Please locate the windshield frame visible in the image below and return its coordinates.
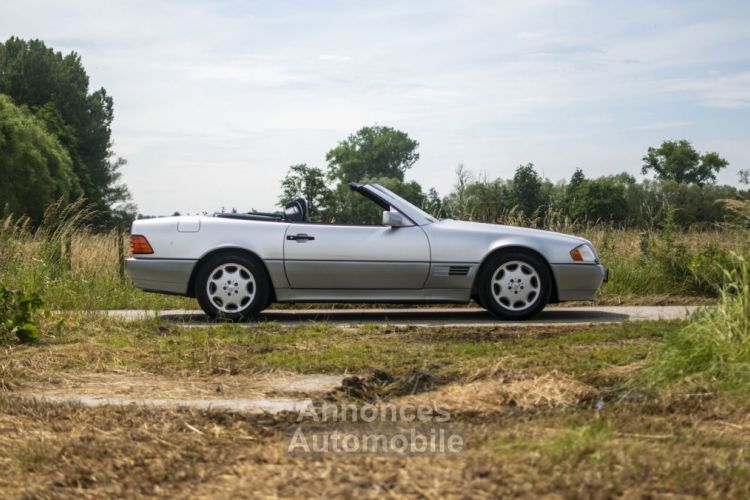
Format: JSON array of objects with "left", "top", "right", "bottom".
[{"left": 365, "top": 183, "right": 437, "bottom": 226}]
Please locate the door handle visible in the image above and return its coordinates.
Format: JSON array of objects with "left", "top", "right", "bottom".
[{"left": 287, "top": 233, "right": 315, "bottom": 241}]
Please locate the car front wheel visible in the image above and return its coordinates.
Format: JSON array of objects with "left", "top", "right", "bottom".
[
  {"left": 477, "top": 251, "right": 551, "bottom": 320},
  {"left": 195, "top": 252, "right": 271, "bottom": 321}
]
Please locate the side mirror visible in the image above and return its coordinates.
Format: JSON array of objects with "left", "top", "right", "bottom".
[{"left": 382, "top": 210, "right": 408, "bottom": 227}]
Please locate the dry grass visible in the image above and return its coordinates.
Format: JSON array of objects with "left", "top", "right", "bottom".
[
  {"left": 399, "top": 370, "right": 597, "bottom": 414},
  {"left": 1, "top": 316, "right": 750, "bottom": 497},
  {"left": 2, "top": 387, "right": 750, "bottom": 497}
]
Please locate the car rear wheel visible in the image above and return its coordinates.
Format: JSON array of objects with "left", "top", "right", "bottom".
[
  {"left": 477, "top": 251, "right": 551, "bottom": 320},
  {"left": 195, "top": 253, "right": 271, "bottom": 321}
]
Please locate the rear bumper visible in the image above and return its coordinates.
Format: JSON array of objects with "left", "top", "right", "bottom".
[
  {"left": 550, "top": 263, "right": 608, "bottom": 302},
  {"left": 125, "top": 258, "right": 197, "bottom": 295}
]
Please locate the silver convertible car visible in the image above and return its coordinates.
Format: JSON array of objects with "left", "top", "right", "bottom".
[{"left": 126, "top": 182, "right": 607, "bottom": 320}]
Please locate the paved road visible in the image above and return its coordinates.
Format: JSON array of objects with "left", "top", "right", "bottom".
[{"left": 100, "top": 305, "right": 699, "bottom": 327}]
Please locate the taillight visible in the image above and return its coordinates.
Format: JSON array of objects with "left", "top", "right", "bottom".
[{"left": 130, "top": 235, "right": 154, "bottom": 254}]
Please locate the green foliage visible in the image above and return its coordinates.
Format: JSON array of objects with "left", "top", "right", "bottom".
[
  {"left": 0, "top": 94, "right": 80, "bottom": 222},
  {"left": 326, "top": 125, "right": 419, "bottom": 183},
  {"left": 511, "top": 163, "right": 542, "bottom": 218},
  {"left": 422, "top": 187, "right": 443, "bottom": 218},
  {"left": 275, "top": 126, "right": 424, "bottom": 225},
  {"left": 0, "top": 285, "right": 43, "bottom": 343},
  {"left": 642, "top": 139, "right": 728, "bottom": 185},
  {"left": 566, "top": 172, "right": 629, "bottom": 223},
  {"left": 328, "top": 176, "right": 426, "bottom": 225},
  {"left": 637, "top": 211, "right": 743, "bottom": 296},
  {"left": 646, "top": 253, "right": 750, "bottom": 395},
  {"left": 0, "top": 37, "right": 133, "bottom": 226},
  {"left": 278, "top": 164, "right": 332, "bottom": 221},
  {"left": 441, "top": 163, "right": 745, "bottom": 229}
]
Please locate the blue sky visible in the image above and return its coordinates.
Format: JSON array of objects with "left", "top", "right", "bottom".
[{"left": 1, "top": 0, "right": 749, "bottom": 214}]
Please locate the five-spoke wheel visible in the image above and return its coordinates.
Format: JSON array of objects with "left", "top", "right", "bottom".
[
  {"left": 477, "top": 251, "right": 551, "bottom": 320},
  {"left": 206, "top": 263, "right": 256, "bottom": 313},
  {"left": 490, "top": 260, "right": 541, "bottom": 311},
  {"left": 196, "top": 252, "right": 270, "bottom": 321}
]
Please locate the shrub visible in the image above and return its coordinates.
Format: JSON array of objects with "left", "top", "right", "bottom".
[
  {"left": 640, "top": 211, "right": 741, "bottom": 295},
  {"left": 0, "top": 285, "right": 44, "bottom": 343},
  {"left": 646, "top": 253, "right": 750, "bottom": 395}
]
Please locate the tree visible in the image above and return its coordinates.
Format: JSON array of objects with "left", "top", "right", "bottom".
[
  {"left": 328, "top": 177, "right": 425, "bottom": 225},
  {"left": 442, "top": 164, "right": 473, "bottom": 219},
  {"left": 423, "top": 187, "right": 443, "bottom": 218},
  {"left": 641, "top": 140, "right": 728, "bottom": 185},
  {"left": 326, "top": 126, "right": 419, "bottom": 183},
  {"left": 568, "top": 168, "right": 586, "bottom": 194},
  {"left": 0, "top": 37, "right": 132, "bottom": 224},
  {"left": 510, "top": 163, "right": 542, "bottom": 217},
  {"left": 567, "top": 177, "right": 628, "bottom": 223},
  {"left": 278, "top": 164, "right": 331, "bottom": 221},
  {"left": 0, "top": 94, "right": 80, "bottom": 222}
]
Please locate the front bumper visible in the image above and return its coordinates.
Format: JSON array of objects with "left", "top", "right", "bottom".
[
  {"left": 125, "top": 258, "right": 197, "bottom": 295},
  {"left": 550, "top": 263, "right": 608, "bottom": 302}
]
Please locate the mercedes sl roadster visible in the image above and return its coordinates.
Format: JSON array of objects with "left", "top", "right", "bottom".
[{"left": 126, "top": 182, "right": 607, "bottom": 320}]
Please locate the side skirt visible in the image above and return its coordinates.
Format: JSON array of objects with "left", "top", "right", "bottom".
[{"left": 274, "top": 288, "right": 471, "bottom": 303}]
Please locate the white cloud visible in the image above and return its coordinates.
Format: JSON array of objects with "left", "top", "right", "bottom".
[
  {"left": 633, "top": 121, "right": 693, "bottom": 130},
  {"left": 1, "top": 0, "right": 749, "bottom": 214},
  {"left": 665, "top": 71, "right": 750, "bottom": 109}
]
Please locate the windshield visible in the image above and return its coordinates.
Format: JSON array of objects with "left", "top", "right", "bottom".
[{"left": 368, "top": 183, "right": 437, "bottom": 224}]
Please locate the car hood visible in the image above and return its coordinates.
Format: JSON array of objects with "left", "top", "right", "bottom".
[{"left": 433, "top": 219, "right": 590, "bottom": 245}]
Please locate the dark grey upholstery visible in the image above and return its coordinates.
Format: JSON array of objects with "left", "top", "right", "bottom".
[
  {"left": 284, "top": 198, "right": 307, "bottom": 222},
  {"left": 213, "top": 198, "right": 307, "bottom": 223}
]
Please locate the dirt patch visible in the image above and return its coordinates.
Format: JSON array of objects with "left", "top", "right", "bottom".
[
  {"left": 399, "top": 370, "right": 597, "bottom": 414},
  {"left": 7, "top": 372, "right": 346, "bottom": 414},
  {"left": 9, "top": 371, "right": 343, "bottom": 398},
  {"left": 324, "top": 369, "right": 445, "bottom": 402}
]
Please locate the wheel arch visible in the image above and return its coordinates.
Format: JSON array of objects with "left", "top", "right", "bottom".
[
  {"left": 186, "top": 247, "right": 276, "bottom": 301},
  {"left": 471, "top": 245, "right": 559, "bottom": 303}
]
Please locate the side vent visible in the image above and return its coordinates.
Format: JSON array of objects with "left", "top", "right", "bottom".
[{"left": 432, "top": 265, "right": 472, "bottom": 277}]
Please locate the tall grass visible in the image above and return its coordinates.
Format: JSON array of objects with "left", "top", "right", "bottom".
[
  {"left": 492, "top": 207, "right": 749, "bottom": 302},
  {"left": 0, "top": 200, "right": 748, "bottom": 310},
  {"left": 0, "top": 201, "right": 192, "bottom": 310},
  {"left": 646, "top": 253, "right": 750, "bottom": 396}
]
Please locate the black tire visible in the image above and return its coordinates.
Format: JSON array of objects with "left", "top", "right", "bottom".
[
  {"left": 477, "top": 250, "right": 552, "bottom": 320},
  {"left": 472, "top": 295, "right": 486, "bottom": 309},
  {"left": 195, "top": 252, "right": 271, "bottom": 321}
]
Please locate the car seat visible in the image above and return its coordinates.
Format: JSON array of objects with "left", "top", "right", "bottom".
[{"left": 284, "top": 198, "right": 308, "bottom": 222}]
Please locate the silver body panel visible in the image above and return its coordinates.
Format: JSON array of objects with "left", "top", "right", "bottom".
[
  {"left": 551, "top": 263, "right": 608, "bottom": 301},
  {"left": 284, "top": 223, "right": 430, "bottom": 289},
  {"left": 127, "top": 184, "right": 607, "bottom": 304},
  {"left": 125, "top": 258, "right": 197, "bottom": 295}
]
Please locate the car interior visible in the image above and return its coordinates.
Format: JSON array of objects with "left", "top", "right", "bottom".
[
  {"left": 213, "top": 183, "right": 409, "bottom": 226},
  {"left": 214, "top": 198, "right": 308, "bottom": 223}
]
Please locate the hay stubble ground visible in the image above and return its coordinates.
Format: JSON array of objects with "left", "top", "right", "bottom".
[{"left": 2, "top": 311, "right": 750, "bottom": 497}]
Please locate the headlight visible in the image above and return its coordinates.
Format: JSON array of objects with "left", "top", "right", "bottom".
[{"left": 570, "top": 244, "right": 596, "bottom": 262}]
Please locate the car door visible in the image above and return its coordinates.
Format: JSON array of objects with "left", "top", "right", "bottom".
[{"left": 283, "top": 223, "right": 431, "bottom": 289}]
